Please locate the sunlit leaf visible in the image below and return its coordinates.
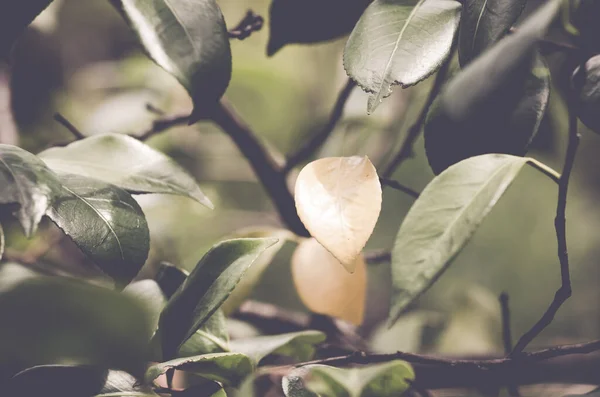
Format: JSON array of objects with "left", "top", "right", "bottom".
[
  {"left": 291, "top": 238, "right": 366, "bottom": 325},
  {"left": 424, "top": 0, "right": 560, "bottom": 174},
  {"left": 46, "top": 173, "right": 150, "bottom": 286},
  {"left": 458, "top": 0, "right": 527, "bottom": 65},
  {"left": 229, "top": 330, "right": 326, "bottom": 365},
  {"left": 7, "top": 365, "right": 107, "bottom": 397},
  {"left": 124, "top": 279, "right": 166, "bottom": 335},
  {"left": 157, "top": 238, "right": 278, "bottom": 359},
  {"left": 39, "top": 134, "right": 213, "bottom": 209},
  {"left": 344, "top": 0, "right": 461, "bottom": 113},
  {"left": 294, "top": 156, "right": 381, "bottom": 272},
  {"left": 573, "top": 55, "right": 600, "bottom": 134},
  {"left": 145, "top": 353, "right": 253, "bottom": 386},
  {"left": 389, "top": 154, "right": 529, "bottom": 324},
  {"left": 178, "top": 309, "right": 230, "bottom": 357},
  {"left": 115, "top": 0, "right": 231, "bottom": 119},
  {"left": 0, "top": 145, "right": 62, "bottom": 236}
]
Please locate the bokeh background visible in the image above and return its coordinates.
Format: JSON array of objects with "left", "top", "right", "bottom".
[{"left": 4, "top": 0, "right": 600, "bottom": 363}]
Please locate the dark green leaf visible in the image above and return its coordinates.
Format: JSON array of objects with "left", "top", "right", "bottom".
[
  {"left": 157, "top": 238, "right": 278, "bottom": 359},
  {"left": 145, "top": 353, "right": 253, "bottom": 386},
  {"left": 344, "top": 0, "right": 462, "bottom": 113},
  {"left": 389, "top": 155, "right": 529, "bottom": 324},
  {"left": 573, "top": 0, "right": 600, "bottom": 55},
  {"left": 424, "top": 0, "right": 560, "bottom": 174},
  {"left": 573, "top": 55, "right": 600, "bottom": 134},
  {"left": 0, "top": 145, "right": 62, "bottom": 236},
  {"left": 178, "top": 309, "right": 230, "bottom": 357},
  {"left": 39, "top": 134, "right": 213, "bottom": 209},
  {"left": 458, "top": 0, "right": 527, "bottom": 65},
  {"left": 0, "top": 0, "right": 53, "bottom": 57},
  {"left": 230, "top": 331, "right": 326, "bottom": 366},
  {"left": 8, "top": 365, "right": 107, "bottom": 397},
  {"left": 267, "top": 0, "right": 371, "bottom": 56},
  {"left": 46, "top": 173, "right": 150, "bottom": 286},
  {"left": 0, "top": 274, "right": 152, "bottom": 377},
  {"left": 116, "top": 0, "right": 231, "bottom": 119},
  {"left": 124, "top": 279, "right": 166, "bottom": 336},
  {"left": 283, "top": 368, "right": 318, "bottom": 397},
  {"left": 155, "top": 262, "right": 189, "bottom": 299}
]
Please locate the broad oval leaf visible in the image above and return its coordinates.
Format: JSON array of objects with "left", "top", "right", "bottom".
[
  {"left": 157, "top": 238, "right": 278, "bottom": 359},
  {"left": 39, "top": 134, "right": 213, "bottom": 209},
  {"left": 573, "top": 55, "right": 600, "bottom": 134},
  {"left": 145, "top": 352, "right": 253, "bottom": 386},
  {"left": 389, "top": 154, "right": 529, "bottom": 324},
  {"left": 424, "top": 0, "right": 559, "bottom": 174},
  {"left": 344, "top": 0, "right": 462, "bottom": 113},
  {"left": 229, "top": 330, "right": 326, "bottom": 365},
  {"left": 116, "top": 0, "right": 232, "bottom": 119},
  {"left": 291, "top": 238, "right": 366, "bottom": 325},
  {"left": 283, "top": 367, "right": 318, "bottom": 397},
  {"left": 124, "top": 279, "right": 166, "bottom": 335},
  {"left": 0, "top": 145, "right": 62, "bottom": 236},
  {"left": 46, "top": 173, "right": 150, "bottom": 286},
  {"left": 267, "top": 0, "right": 371, "bottom": 56},
  {"left": 458, "top": 0, "right": 527, "bottom": 65},
  {"left": 178, "top": 309, "right": 230, "bottom": 357},
  {"left": 155, "top": 261, "right": 189, "bottom": 299},
  {"left": 295, "top": 156, "right": 381, "bottom": 272}
]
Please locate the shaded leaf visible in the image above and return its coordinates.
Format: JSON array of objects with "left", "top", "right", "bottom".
[
  {"left": 424, "top": 0, "right": 560, "bottom": 174},
  {"left": 124, "top": 279, "right": 166, "bottom": 335},
  {"left": 283, "top": 367, "right": 318, "bottom": 397},
  {"left": 573, "top": 55, "right": 600, "bottom": 134},
  {"left": 8, "top": 365, "right": 107, "bottom": 397},
  {"left": 178, "top": 309, "right": 230, "bottom": 357},
  {"left": 46, "top": 173, "right": 150, "bottom": 286},
  {"left": 458, "top": 0, "right": 527, "bottom": 65},
  {"left": 573, "top": 0, "right": 600, "bottom": 55},
  {"left": 229, "top": 330, "right": 326, "bottom": 365},
  {"left": 116, "top": 0, "right": 231, "bottom": 119},
  {"left": 294, "top": 157, "right": 381, "bottom": 272},
  {"left": 0, "top": 275, "right": 152, "bottom": 377},
  {"left": 344, "top": 0, "right": 462, "bottom": 113},
  {"left": 0, "top": 0, "right": 53, "bottom": 57},
  {"left": 96, "top": 370, "right": 159, "bottom": 396},
  {"left": 291, "top": 238, "right": 366, "bottom": 325},
  {"left": 389, "top": 154, "right": 529, "bottom": 324},
  {"left": 157, "top": 238, "right": 278, "bottom": 358},
  {"left": 0, "top": 144, "right": 62, "bottom": 236},
  {"left": 39, "top": 134, "right": 213, "bottom": 209},
  {"left": 145, "top": 353, "right": 252, "bottom": 386},
  {"left": 155, "top": 261, "right": 189, "bottom": 299},
  {"left": 267, "top": 0, "right": 370, "bottom": 56}
]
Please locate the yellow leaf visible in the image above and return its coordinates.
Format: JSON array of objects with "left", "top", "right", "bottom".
[
  {"left": 291, "top": 238, "right": 366, "bottom": 325},
  {"left": 294, "top": 156, "right": 382, "bottom": 273}
]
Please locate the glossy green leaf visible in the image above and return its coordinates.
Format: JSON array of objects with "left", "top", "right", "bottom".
[
  {"left": 0, "top": 145, "right": 62, "bottom": 236},
  {"left": 267, "top": 0, "right": 370, "bottom": 56},
  {"left": 0, "top": 275, "right": 152, "bottom": 377},
  {"left": 344, "top": 0, "right": 462, "bottom": 113},
  {"left": 145, "top": 353, "right": 253, "bottom": 386},
  {"left": 116, "top": 0, "right": 231, "bottom": 119},
  {"left": 424, "top": 0, "right": 560, "bottom": 174},
  {"left": 39, "top": 134, "right": 213, "bottom": 209},
  {"left": 389, "top": 154, "right": 529, "bottom": 324},
  {"left": 46, "top": 173, "right": 150, "bottom": 286},
  {"left": 8, "top": 365, "right": 108, "bottom": 397},
  {"left": 573, "top": 55, "right": 600, "bottom": 134},
  {"left": 230, "top": 330, "right": 326, "bottom": 366},
  {"left": 124, "top": 279, "right": 166, "bottom": 335},
  {"left": 458, "top": 0, "right": 527, "bottom": 65},
  {"left": 178, "top": 309, "right": 230, "bottom": 357},
  {"left": 304, "top": 361, "right": 415, "bottom": 397},
  {"left": 157, "top": 238, "right": 278, "bottom": 358}
]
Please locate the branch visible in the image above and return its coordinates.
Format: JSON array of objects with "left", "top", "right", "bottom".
[
  {"left": 364, "top": 249, "right": 391, "bottom": 265},
  {"left": 138, "top": 113, "right": 190, "bottom": 141},
  {"left": 228, "top": 10, "right": 264, "bottom": 41},
  {"left": 54, "top": 113, "right": 86, "bottom": 140},
  {"left": 283, "top": 79, "right": 356, "bottom": 174},
  {"left": 379, "top": 178, "right": 419, "bottom": 199},
  {"left": 500, "top": 293, "right": 520, "bottom": 397}
]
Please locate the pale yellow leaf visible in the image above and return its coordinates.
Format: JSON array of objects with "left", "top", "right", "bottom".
[
  {"left": 291, "top": 238, "right": 366, "bottom": 325},
  {"left": 294, "top": 156, "right": 382, "bottom": 273}
]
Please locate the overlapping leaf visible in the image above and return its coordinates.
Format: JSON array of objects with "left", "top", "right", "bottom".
[
  {"left": 7, "top": 365, "right": 108, "bottom": 397},
  {"left": 178, "top": 309, "right": 230, "bottom": 357},
  {"left": 574, "top": 55, "right": 600, "bottom": 134},
  {"left": 124, "top": 279, "right": 167, "bottom": 335}
]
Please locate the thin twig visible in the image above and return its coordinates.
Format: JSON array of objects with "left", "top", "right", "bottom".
[
  {"left": 379, "top": 178, "right": 419, "bottom": 199},
  {"left": 500, "top": 293, "right": 521, "bottom": 397},
  {"left": 228, "top": 10, "right": 264, "bottom": 41},
  {"left": 54, "top": 113, "right": 86, "bottom": 140},
  {"left": 283, "top": 79, "right": 356, "bottom": 174},
  {"left": 137, "top": 113, "right": 190, "bottom": 141},
  {"left": 364, "top": 249, "right": 391, "bottom": 265}
]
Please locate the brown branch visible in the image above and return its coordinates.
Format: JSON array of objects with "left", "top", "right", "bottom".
[
  {"left": 283, "top": 79, "right": 356, "bottom": 174},
  {"left": 364, "top": 249, "right": 391, "bottom": 265},
  {"left": 379, "top": 178, "right": 419, "bottom": 198},
  {"left": 54, "top": 113, "right": 86, "bottom": 140},
  {"left": 228, "top": 10, "right": 264, "bottom": 41},
  {"left": 500, "top": 293, "right": 520, "bottom": 397},
  {"left": 138, "top": 113, "right": 190, "bottom": 141}
]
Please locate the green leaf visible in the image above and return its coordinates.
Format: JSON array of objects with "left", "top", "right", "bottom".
[
  {"left": 145, "top": 353, "right": 253, "bottom": 386},
  {"left": 0, "top": 273, "right": 152, "bottom": 377},
  {"left": 344, "top": 0, "right": 462, "bottom": 113},
  {"left": 230, "top": 331, "right": 326, "bottom": 366},
  {"left": 157, "top": 238, "right": 278, "bottom": 358},
  {"left": 116, "top": 0, "right": 231, "bottom": 119},
  {"left": 97, "top": 370, "right": 159, "bottom": 396},
  {"left": 46, "top": 173, "right": 150, "bottom": 286},
  {"left": 8, "top": 365, "right": 108, "bottom": 397},
  {"left": 155, "top": 261, "right": 189, "bottom": 299},
  {"left": 39, "top": 134, "right": 213, "bottom": 209},
  {"left": 267, "top": 0, "right": 370, "bottom": 56},
  {"left": 178, "top": 309, "right": 230, "bottom": 357},
  {"left": 573, "top": 0, "right": 600, "bottom": 55},
  {"left": 124, "top": 279, "right": 166, "bottom": 335},
  {"left": 424, "top": 0, "right": 560, "bottom": 174},
  {"left": 573, "top": 55, "right": 600, "bottom": 134},
  {"left": 305, "top": 361, "right": 415, "bottom": 397},
  {"left": 282, "top": 367, "right": 318, "bottom": 397},
  {"left": 0, "top": 144, "right": 62, "bottom": 236},
  {"left": 458, "top": 0, "right": 527, "bottom": 65},
  {"left": 389, "top": 154, "right": 529, "bottom": 324}
]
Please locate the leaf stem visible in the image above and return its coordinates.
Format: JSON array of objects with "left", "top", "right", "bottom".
[{"left": 526, "top": 158, "right": 561, "bottom": 184}]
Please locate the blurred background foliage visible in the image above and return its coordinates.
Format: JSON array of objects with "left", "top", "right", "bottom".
[{"left": 5, "top": 0, "right": 600, "bottom": 361}]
